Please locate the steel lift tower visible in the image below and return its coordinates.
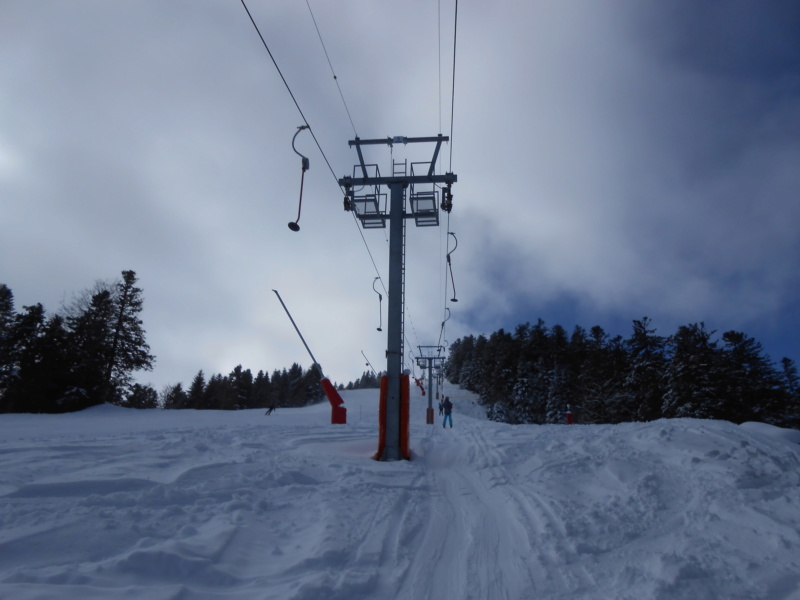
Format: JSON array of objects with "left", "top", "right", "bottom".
[
  {"left": 416, "top": 346, "right": 445, "bottom": 424},
  {"left": 340, "top": 135, "right": 456, "bottom": 460}
]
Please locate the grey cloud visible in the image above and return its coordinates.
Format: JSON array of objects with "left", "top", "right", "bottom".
[{"left": 1, "top": 0, "right": 797, "bottom": 391}]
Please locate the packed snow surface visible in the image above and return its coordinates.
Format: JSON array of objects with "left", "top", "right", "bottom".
[{"left": 1, "top": 385, "right": 800, "bottom": 599}]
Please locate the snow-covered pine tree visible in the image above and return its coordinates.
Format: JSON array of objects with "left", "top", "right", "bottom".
[
  {"left": 662, "top": 323, "right": 720, "bottom": 419},
  {"left": 625, "top": 317, "right": 667, "bottom": 422},
  {"left": 104, "top": 271, "right": 155, "bottom": 402},
  {"left": 719, "top": 331, "right": 782, "bottom": 423}
]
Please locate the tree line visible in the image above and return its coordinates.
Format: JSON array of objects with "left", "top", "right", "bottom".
[
  {"left": 0, "top": 272, "right": 327, "bottom": 413},
  {"left": 0, "top": 271, "right": 154, "bottom": 413},
  {"left": 157, "top": 363, "right": 324, "bottom": 411},
  {"left": 445, "top": 318, "right": 800, "bottom": 427},
  {"left": 339, "top": 370, "right": 381, "bottom": 391}
]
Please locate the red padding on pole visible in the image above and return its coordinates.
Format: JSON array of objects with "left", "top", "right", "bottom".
[{"left": 373, "top": 375, "right": 388, "bottom": 460}]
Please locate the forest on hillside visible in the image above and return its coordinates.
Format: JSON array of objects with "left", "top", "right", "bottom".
[
  {"left": 0, "top": 272, "right": 154, "bottom": 413},
  {"left": 445, "top": 318, "right": 800, "bottom": 428},
  {"left": 0, "top": 273, "right": 328, "bottom": 413},
  {"left": 5, "top": 273, "right": 798, "bottom": 424}
]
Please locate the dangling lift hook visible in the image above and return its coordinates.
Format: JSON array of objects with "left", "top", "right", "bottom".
[
  {"left": 288, "top": 125, "right": 310, "bottom": 232},
  {"left": 373, "top": 277, "right": 383, "bottom": 332},
  {"left": 447, "top": 232, "right": 459, "bottom": 303}
]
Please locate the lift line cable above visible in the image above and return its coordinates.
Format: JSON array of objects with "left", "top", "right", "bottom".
[
  {"left": 243, "top": 0, "right": 452, "bottom": 374},
  {"left": 304, "top": 0, "right": 358, "bottom": 138},
  {"left": 449, "top": 0, "right": 459, "bottom": 172},
  {"left": 240, "top": 0, "right": 342, "bottom": 191}
]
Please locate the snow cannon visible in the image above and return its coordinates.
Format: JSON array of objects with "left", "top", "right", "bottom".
[
  {"left": 272, "top": 289, "right": 346, "bottom": 425},
  {"left": 321, "top": 378, "right": 346, "bottom": 424}
]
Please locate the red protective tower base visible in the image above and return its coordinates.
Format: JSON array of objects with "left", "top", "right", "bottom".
[
  {"left": 426, "top": 408, "right": 434, "bottom": 424},
  {"left": 321, "top": 378, "right": 346, "bottom": 424},
  {"left": 566, "top": 411, "right": 573, "bottom": 425}
]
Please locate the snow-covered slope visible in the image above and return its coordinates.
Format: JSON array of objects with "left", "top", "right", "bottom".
[{"left": 1, "top": 385, "right": 799, "bottom": 599}]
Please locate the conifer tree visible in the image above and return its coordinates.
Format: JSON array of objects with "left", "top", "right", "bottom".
[
  {"left": 625, "top": 317, "right": 667, "bottom": 421},
  {"left": 188, "top": 370, "right": 207, "bottom": 409},
  {"left": 67, "top": 289, "right": 116, "bottom": 406},
  {"left": 0, "top": 284, "right": 14, "bottom": 397},
  {"left": 444, "top": 335, "right": 474, "bottom": 385},
  {"left": 779, "top": 358, "right": 800, "bottom": 425},
  {"left": 228, "top": 365, "right": 254, "bottom": 409},
  {"left": 2, "top": 304, "right": 47, "bottom": 412},
  {"left": 780, "top": 357, "right": 799, "bottom": 397},
  {"left": 719, "top": 331, "right": 781, "bottom": 423},
  {"left": 203, "top": 374, "right": 233, "bottom": 409},
  {"left": 162, "top": 382, "right": 189, "bottom": 409},
  {"left": 662, "top": 323, "right": 720, "bottom": 419},
  {"left": 64, "top": 271, "right": 154, "bottom": 406},
  {"left": 104, "top": 271, "right": 155, "bottom": 402},
  {"left": 252, "top": 370, "right": 271, "bottom": 408},
  {"left": 127, "top": 383, "right": 158, "bottom": 409}
]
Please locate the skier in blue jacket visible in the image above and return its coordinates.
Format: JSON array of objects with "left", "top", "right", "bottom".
[{"left": 442, "top": 397, "right": 453, "bottom": 428}]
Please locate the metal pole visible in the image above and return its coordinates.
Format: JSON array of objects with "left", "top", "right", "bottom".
[
  {"left": 272, "top": 289, "right": 323, "bottom": 376},
  {"left": 427, "top": 358, "right": 434, "bottom": 412},
  {"left": 382, "top": 181, "right": 405, "bottom": 461}
]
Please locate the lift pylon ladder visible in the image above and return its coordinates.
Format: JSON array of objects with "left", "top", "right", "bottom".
[{"left": 340, "top": 135, "right": 457, "bottom": 461}]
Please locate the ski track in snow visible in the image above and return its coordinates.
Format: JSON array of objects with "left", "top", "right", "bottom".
[{"left": 0, "top": 388, "right": 799, "bottom": 599}]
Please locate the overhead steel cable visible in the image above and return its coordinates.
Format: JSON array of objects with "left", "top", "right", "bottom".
[
  {"left": 440, "top": 0, "right": 460, "bottom": 366},
  {"left": 242, "top": 0, "right": 444, "bottom": 376},
  {"left": 240, "top": 0, "right": 394, "bottom": 336},
  {"left": 449, "top": 0, "right": 459, "bottom": 171},
  {"left": 438, "top": 0, "right": 443, "bottom": 137},
  {"left": 350, "top": 211, "right": 387, "bottom": 289},
  {"left": 239, "top": 0, "right": 342, "bottom": 190},
  {"left": 305, "top": 0, "right": 358, "bottom": 137}
]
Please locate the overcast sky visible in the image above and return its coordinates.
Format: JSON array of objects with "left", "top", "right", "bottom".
[{"left": 2, "top": 1, "right": 799, "bottom": 391}]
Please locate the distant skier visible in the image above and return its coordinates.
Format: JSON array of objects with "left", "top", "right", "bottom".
[
  {"left": 442, "top": 396, "right": 453, "bottom": 428},
  {"left": 265, "top": 402, "right": 276, "bottom": 415},
  {"left": 438, "top": 400, "right": 444, "bottom": 416}
]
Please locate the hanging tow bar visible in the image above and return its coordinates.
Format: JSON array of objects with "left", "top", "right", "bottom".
[
  {"left": 438, "top": 307, "right": 451, "bottom": 350},
  {"left": 288, "top": 125, "right": 310, "bottom": 232},
  {"left": 447, "top": 232, "right": 459, "bottom": 302},
  {"left": 373, "top": 277, "right": 383, "bottom": 332}
]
